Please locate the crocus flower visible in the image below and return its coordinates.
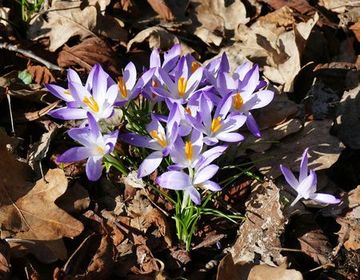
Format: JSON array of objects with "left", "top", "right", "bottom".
[
  {"left": 149, "top": 44, "right": 181, "bottom": 73},
  {"left": 157, "top": 146, "right": 226, "bottom": 205},
  {"left": 120, "top": 105, "right": 179, "bottom": 177},
  {"left": 48, "top": 64, "right": 118, "bottom": 121},
  {"left": 216, "top": 65, "right": 274, "bottom": 137},
  {"left": 115, "top": 62, "right": 155, "bottom": 106},
  {"left": 280, "top": 148, "right": 341, "bottom": 206},
  {"left": 57, "top": 112, "right": 118, "bottom": 181},
  {"left": 152, "top": 56, "right": 203, "bottom": 105},
  {"left": 189, "top": 95, "right": 246, "bottom": 145}
]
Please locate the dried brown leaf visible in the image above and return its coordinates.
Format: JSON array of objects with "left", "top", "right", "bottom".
[
  {"left": 28, "top": 0, "right": 127, "bottom": 51},
  {"left": 127, "top": 26, "right": 179, "bottom": 51},
  {"left": 336, "top": 186, "right": 360, "bottom": 251},
  {"left": 147, "top": 0, "right": 174, "bottom": 21},
  {"left": 230, "top": 180, "right": 286, "bottom": 266},
  {"left": 191, "top": 0, "right": 249, "bottom": 46},
  {"left": 0, "top": 240, "right": 10, "bottom": 280},
  {"left": 57, "top": 37, "right": 121, "bottom": 75},
  {"left": 350, "top": 21, "right": 360, "bottom": 42},
  {"left": 26, "top": 64, "right": 55, "bottom": 85},
  {"left": 0, "top": 141, "right": 84, "bottom": 256},
  {"left": 248, "top": 263, "right": 303, "bottom": 280},
  {"left": 251, "top": 120, "right": 344, "bottom": 178}
]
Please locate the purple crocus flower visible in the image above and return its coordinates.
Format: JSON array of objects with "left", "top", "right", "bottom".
[
  {"left": 57, "top": 112, "right": 118, "bottom": 181},
  {"left": 156, "top": 145, "right": 226, "bottom": 205},
  {"left": 149, "top": 44, "right": 181, "bottom": 73},
  {"left": 120, "top": 106, "right": 179, "bottom": 178},
  {"left": 151, "top": 56, "right": 203, "bottom": 105},
  {"left": 48, "top": 64, "right": 118, "bottom": 121},
  {"left": 280, "top": 148, "right": 341, "bottom": 206},
  {"left": 115, "top": 62, "right": 155, "bottom": 106},
  {"left": 216, "top": 65, "right": 274, "bottom": 137},
  {"left": 189, "top": 95, "right": 246, "bottom": 145}
]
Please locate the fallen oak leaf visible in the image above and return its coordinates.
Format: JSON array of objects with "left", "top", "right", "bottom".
[
  {"left": 0, "top": 148, "right": 84, "bottom": 250},
  {"left": 57, "top": 37, "right": 121, "bottom": 75},
  {"left": 28, "top": 0, "right": 127, "bottom": 52},
  {"left": 0, "top": 240, "right": 10, "bottom": 280}
]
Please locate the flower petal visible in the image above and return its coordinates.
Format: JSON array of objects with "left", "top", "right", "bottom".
[
  {"left": 279, "top": 164, "right": 299, "bottom": 190},
  {"left": 67, "top": 68, "right": 83, "bottom": 85},
  {"left": 195, "top": 145, "right": 227, "bottom": 170},
  {"left": 201, "top": 180, "right": 222, "bottom": 191},
  {"left": 299, "top": 148, "right": 309, "bottom": 182},
  {"left": 216, "top": 132, "right": 244, "bottom": 143},
  {"left": 138, "top": 150, "right": 163, "bottom": 178},
  {"left": 57, "top": 147, "right": 91, "bottom": 163},
  {"left": 246, "top": 112, "right": 261, "bottom": 137},
  {"left": 92, "top": 64, "right": 108, "bottom": 104},
  {"left": 297, "top": 171, "right": 317, "bottom": 199},
  {"left": 309, "top": 193, "right": 341, "bottom": 204},
  {"left": 194, "top": 164, "right": 219, "bottom": 185},
  {"left": 250, "top": 90, "right": 274, "bottom": 110},
  {"left": 68, "top": 127, "right": 92, "bottom": 146},
  {"left": 124, "top": 62, "right": 137, "bottom": 90},
  {"left": 156, "top": 170, "right": 192, "bottom": 190},
  {"left": 150, "top": 48, "right": 161, "bottom": 68},
  {"left": 48, "top": 107, "right": 87, "bottom": 120},
  {"left": 186, "top": 186, "right": 201, "bottom": 205},
  {"left": 45, "top": 84, "right": 73, "bottom": 102},
  {"left": 87, "top": 112, "right": 101, "bottom": 138},
  {"left": 120, "top": 133, "right": 159, "bottom": 150},
  {"left": 163, "top": 44, "right": 181, "bottom": 72},
  {"left": 86, "top": 156, "right": 103, "bottom": 181}
]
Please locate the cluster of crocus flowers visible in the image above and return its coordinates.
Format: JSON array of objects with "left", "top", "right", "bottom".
[{"left": 47, "top": 45, "right": 275, "bottom": 204}]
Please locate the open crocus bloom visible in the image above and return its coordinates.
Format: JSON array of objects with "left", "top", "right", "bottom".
[
  {"left": 120, "top": 106, "right": 179, "bottom": 178},
  {"left": 216, "top": 65, "right": 274, "bottom": 137},
  {"left": 152, "top": 56, "right": 204, "bottom": 105},
  {"left": 48, "top": 64, "right": 118, "bottom": 121},
  {"left": 189, "top": 95, "right": 246, "bottom": 145},
  {"left": 57, "top": 112, "right": 118, "bottom": 181},
  {"left": 280, "top": 148, "right": 341, "bottom": 206},
  {"left": 157, "top": 144, "right": 226, "bottom": 205},
  {"left": 115, "top": 62, "right": 155, "bottom": 106}
]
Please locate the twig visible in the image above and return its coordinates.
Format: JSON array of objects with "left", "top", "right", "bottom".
[{"left": 0, "top": 42, "right": 62, "bottom": 71}]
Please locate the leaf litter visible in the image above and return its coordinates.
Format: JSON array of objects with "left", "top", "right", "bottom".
[{"left": 1, "top": 0, "right": 360, "bottom": 278}]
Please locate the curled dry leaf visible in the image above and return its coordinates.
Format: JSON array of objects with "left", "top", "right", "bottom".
[
  {"left": 336, "top": 186, "right": 360, "bottom": 251},
  {"left": 127, "top": 26, "right": 179, "bottom": 51},
  {"left": 57, "top": 37, "right": 121, "bottom": 75},
  {"left": 147, "top": 0, "right": 174, "bottom": 21},
  {"left": 230, "top": 180, "right": 286, "bottom": 266},
  {"left": 28, "top": 0, "right": 127, "bottom": 51},
  {"left": 251, "top": 120, "right": 344, "bottom": 178},
  {"left": 26, "top": 64, "right": 55, "bottom": 85}
]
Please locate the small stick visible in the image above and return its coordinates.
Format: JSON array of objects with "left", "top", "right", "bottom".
[
  {"left": 6, "top": 93, "right": 15, "bottom": 135},
  {"left": 0, "top": 42, "right": 62, "bottom": 71}
]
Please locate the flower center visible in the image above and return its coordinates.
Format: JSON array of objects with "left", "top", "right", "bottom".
[
  {"left": 211, "top": 116, "right": 222, "bottom": 133},
  {"left": 184, "top": 107, "right": 192, "bottom": 115},
  {"left": 117, "top": 77, "right": 127, "bottom": 98},
  {"left": 149, "top": 130, "right": 167, "bottom": 148},
  {"left": 177, "top": 77, "right": 187, "bottom": 97},
  {"left": 152, "top": 80, "right": 159, "bottom": 88},
  {"left": 184, "top": 141, "right": 193, "bottom": 161},
  {"left": 191, "top": 61, "right": 201, "bottom": 73},
  {"left": 233, "top": 92, "right": 243, "bottom": 110},
  {"left": 83, "top": 96, "right": 99, "bottom": 113}
]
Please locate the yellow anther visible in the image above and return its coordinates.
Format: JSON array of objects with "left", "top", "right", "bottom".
[
  {"left": 63, "top": 89, "right": 71, "bottom": 95},
  {"left": 177, "top": 77, "right": 187, "bottom": 97},
  {"left": 184, "top": 107, "right": 192, "bottom": 115},
  {"left": 149, "top": 130, "right": 167, "bottom": 148},
  {"left": 83, "top": 96, "right": 99, "bottom": 113},
  {"left": 117, "top": 77, "right": 128, "bottom": 98},
  {"left": 211, "top": 116, "right": 222, "bottom": 133},
  {"left": 233, "top": 93, "right": 243, "bottom": 110},
  {"left": 152, "top": 80, "right": 159, "bottom": 88},
  {"left": 191, "top": 61, "right": 201, "bottom": 73},
  {"left": 184, "top": 141, "right": 193, "bottom": 161}
]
